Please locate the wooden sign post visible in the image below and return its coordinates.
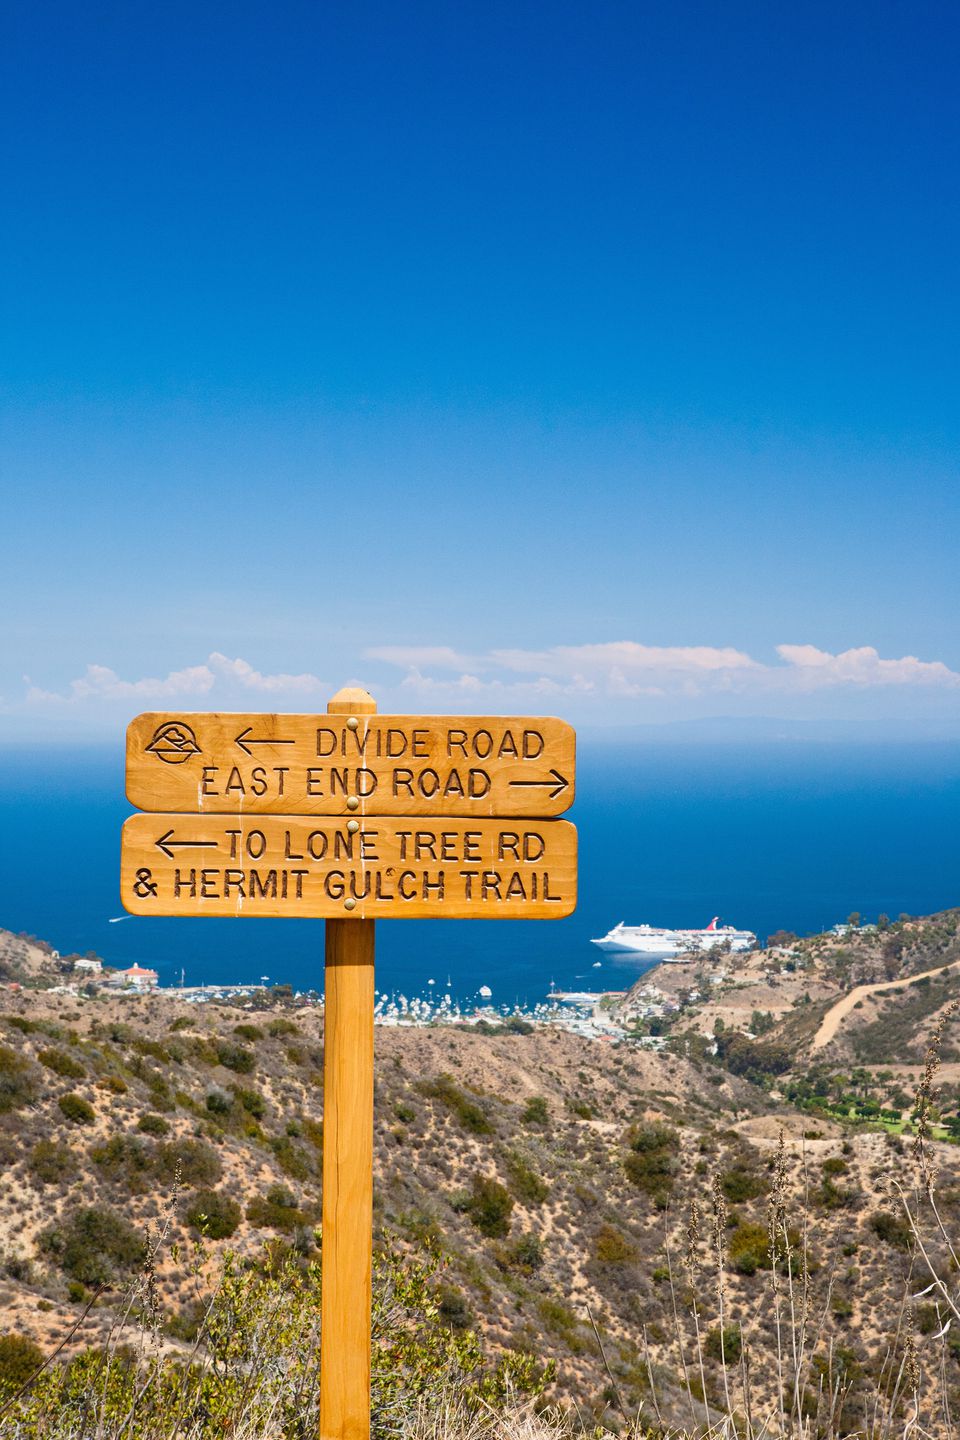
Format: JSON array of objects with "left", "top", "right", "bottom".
[
  {"left": 120, "top": 687, "right": 577, "bottom": 1440},
  {"left": 321, "top": 687, "right": 376, "bottom": 1440}
]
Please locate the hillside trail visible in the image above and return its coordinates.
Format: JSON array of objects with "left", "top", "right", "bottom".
[{"left": 811, "top": 957, "right": 960, "bottom": 1051}]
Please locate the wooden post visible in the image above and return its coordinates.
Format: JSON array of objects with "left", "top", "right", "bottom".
[{"left": 320, "top": 686, "right": 377, "bottom": 1440}]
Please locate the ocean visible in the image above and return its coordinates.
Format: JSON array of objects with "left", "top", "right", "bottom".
[{"left": 0, "top": 739, "right": 958, "bottom": 1007}]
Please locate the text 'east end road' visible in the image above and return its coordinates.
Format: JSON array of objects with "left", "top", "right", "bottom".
[
  {"left": 121, "top": 815, "right": 577, "bottom": 919},
  {"left": 126, "top": 713, "right": 575, "bottom": 817}
]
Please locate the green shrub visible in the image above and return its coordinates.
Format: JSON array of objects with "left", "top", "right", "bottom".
[
  {"left": 270, "top": 1134, "right": 313, "bottom": 1180},
  {"left": 623, "top": 1123, "right": 680, "bottom": 1205},
  {"left": 592, "top": 1223, "right": 638, "bottom": 1265},
  {"left": 205, "top": 1089, "right": 233, "bottom": 1116},
  {"left": 870, "top": 1211, "right": 912, "bottom": 1250},
  {"left": 0, "top": 1333, "right": 44, "bottom": 1393},
  {"left": 183, "top": 1188, "right": 242, "bottom": 1239},
  {"left": 267, "top": 1019, "right": 300, "bottom": 1038},
  {"left": 461, "top": 1174, "right": 513, "bottom": 1239},
  {"left": 0, "top": 1045, "right": 37, "bottom": 1113},
  {"left": 136, "top": 1113, "right": 170, "bottom": 1136},
  {"left": 416, "top": 1074, "right": 492, "bottom": 1135},
  {"left": 436, "top": 1282, "right": 473, "bottom": 1330},
  {"left": 90, "top": 1134, "right": 153, "bottom": 1191},
  {"left": 503, "top": 1232, "right": 544, "bottom": 1273},
  {"left": 154, "top": 1138, "right": 222, "bottom": 1188},
  {"left": 37, "top": 1048, "right": 86, "bottom": 1080},
  {"left": 720, "top": 1165, "right": 768, "bottom": 1202},
  {"left": 246, "top": 1184, "right": 309, "bottom": 1232},
  {"left": 233, "top": 1024, "right": 264, "bottom": 1041},
  {"left": 216, "top": 1041, "right": 255, "bottom": 1075},
  {"left": 728, "top": 1220, "right": 801, "bottom": 1274},
  {"left": 58, "top": 1093, "right": 95, "bottom": 1126},
  {"left": 40, "top": 1206, "right": 144, "bottom": 1286},
  {"left": 233, "top": 1086, "right": 267, "bottom": 1118},
  {"left": 503, "top": 1151, "right": 549, "bottom": 1205},
  {"left": 520, "top": 1095, "right": 549, "bottom": 1125},
  {"left": 705, "top": 1324, "right": 743, "bottom": 1364},
  {"left": 28, "top": 1138, "right": 75, "bottom": 1185},
  {"left": 132, "top": 1038, "right": 170, "bottom": 1064}
]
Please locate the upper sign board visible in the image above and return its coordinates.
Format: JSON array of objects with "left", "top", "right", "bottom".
[{"left": 126, "top": 713, "right": 576, "bottom": 818}]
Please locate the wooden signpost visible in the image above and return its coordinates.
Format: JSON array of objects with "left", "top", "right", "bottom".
[{"left": 120, "top": 688, "right": 577, "bottom": 1440}]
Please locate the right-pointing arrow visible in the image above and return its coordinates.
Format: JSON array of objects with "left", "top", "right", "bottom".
[
  {"left": 508, "top": 769, "right": 570, "bottom": 801},
  {"left": 155, "top": 829, "right": 220, "bottom": 860}
]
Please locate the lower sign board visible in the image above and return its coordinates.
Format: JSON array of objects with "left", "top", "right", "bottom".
[{"left": 121, "top": 814, "right": 577, "bottom": 919}]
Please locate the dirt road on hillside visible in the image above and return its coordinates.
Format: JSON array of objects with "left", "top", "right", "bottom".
[{"left": 811, "top": 959, "right": 960, "bottom": 1051}]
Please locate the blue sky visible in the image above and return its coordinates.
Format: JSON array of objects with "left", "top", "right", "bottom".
[{"left": 2, "top": 1, "right": 958, "bottom": 738}]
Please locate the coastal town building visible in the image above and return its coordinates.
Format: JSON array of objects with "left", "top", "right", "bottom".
[
  {"left": 114, "top": 964, "right": 159, "bottom": 988},
  {"left": 72, "top": 957, "right": 102, "bottom": 974}
]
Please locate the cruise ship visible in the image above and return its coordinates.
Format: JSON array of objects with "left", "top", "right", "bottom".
[{"left": 591, "top": 917, "right": 756, "bottom": 961}]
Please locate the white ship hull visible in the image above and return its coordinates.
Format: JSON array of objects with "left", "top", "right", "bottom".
[{"left": 591, "top": 919, "right": 755, "bottom": 961}]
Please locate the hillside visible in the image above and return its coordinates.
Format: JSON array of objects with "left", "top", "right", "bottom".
[{"left": 2, "top": 922, "right": 960, "bottom": 1434}]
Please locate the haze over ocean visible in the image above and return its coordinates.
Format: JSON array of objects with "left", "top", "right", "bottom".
[{"left": 2, "top": 738, "right": 957, "bottom": 1006}]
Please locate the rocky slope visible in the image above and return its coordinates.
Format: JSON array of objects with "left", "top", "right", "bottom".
[{"left": 1, "top": 923, "right": 959, "bottom": 1428}]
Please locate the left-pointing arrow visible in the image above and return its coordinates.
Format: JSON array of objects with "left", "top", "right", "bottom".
[
  {"left": 235, "top": 726, "right": 296, "bottom": 756},
  {"left": 155, "top": 830, "right": 220, "bottom": 860}
]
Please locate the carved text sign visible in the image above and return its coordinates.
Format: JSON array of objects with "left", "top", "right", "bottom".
[
  {"left": 121, "top": 814, "right": 577, "bottom": 919},
  {"left": 126, "top": 712, "right": 575, "bottom": 818}
]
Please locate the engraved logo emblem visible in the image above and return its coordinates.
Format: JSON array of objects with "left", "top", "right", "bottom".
[{"left": 145, "top": 721, "right": 201, "bottom": 765}]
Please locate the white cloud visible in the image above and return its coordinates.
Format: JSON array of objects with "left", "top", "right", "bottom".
[
  {"left": 776, "top": 644, "right": 960, "bottom": 689},
  {"left": 371, "top": 640, "right": 960, "bottom": 700},
  {"left": 365, "top": 645, "right": 474, "bottom": 669},
  {"left": 25, "top": 663, "right": 216, "bottom": 705},
  {"left": 25, "top": 654, "right": 326, "bottom": 706},
  {"left": 208, "top": 653, "right": 325, "bottom": 694},
  {"left": 492, "top": 642, "right": 760, "bottom": 676}
]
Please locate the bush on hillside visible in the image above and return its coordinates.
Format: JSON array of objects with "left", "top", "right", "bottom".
[
  {"left": 90, "top": 1134, "right": 153, "bottom": 1192},
  {"left": 416, "top": 1074, "right": 493, "bottom": 1135},
  {"left": 720, "top": 1164, "right": 768, "bottom": 1202},
  {"left": 136, "top": 1113, "right": 170, "bottom": 1136},
  {"left": 215, "top": 1041, "right": 255, "bottom": 1075},
  {"left": 457, "top": 1174, "right": 513, "bottom": 1239},
  {"left": 870, "top": 1211, "right": 912, "bottom": 1250},
  {"left": 58, "top": 1093, "right": 95, "bottom": 1126},
  {"left": 0, "top": 1045, "right": 37, "bottom": 1113},
  {"left": 0, "top": 1333, "right": 44, "bottom": 1394},
  {"left": 623, "top": 1123, "right": 680, "bottom": 1206},
  {"left": 39, "top": 1206, "right": 144, "bottom": 1286},
  {"left": 592, "top": 1223, "right": 638, "bottom": 1265},
  {"left": 37, "top": 1048, "right": 85, "bottom": 1080},
  {"left": 154, "top": 1138, "right": 222, "bottom": 1188},
  {"left": 503, "top": 1150, "right": 549, "bottom": 1204},
  {"left": 27, "top": 1139, "right": 74, "bottom": 1186},
  {"left": 520, "top": 1095, "right": 549, "bottom": 1126},
  {"left": 246, "top": 1184, "right": 309, "bottom": 1232},
  {"left": 233, "top": 1086, "right": 267, "bottom": 1118},
  {"left": 704, "top": 1324, "right": 743, "bottom": 1364},
  {"left": 184, "top": 1188, "right": 242, "bottom": 1239}
]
